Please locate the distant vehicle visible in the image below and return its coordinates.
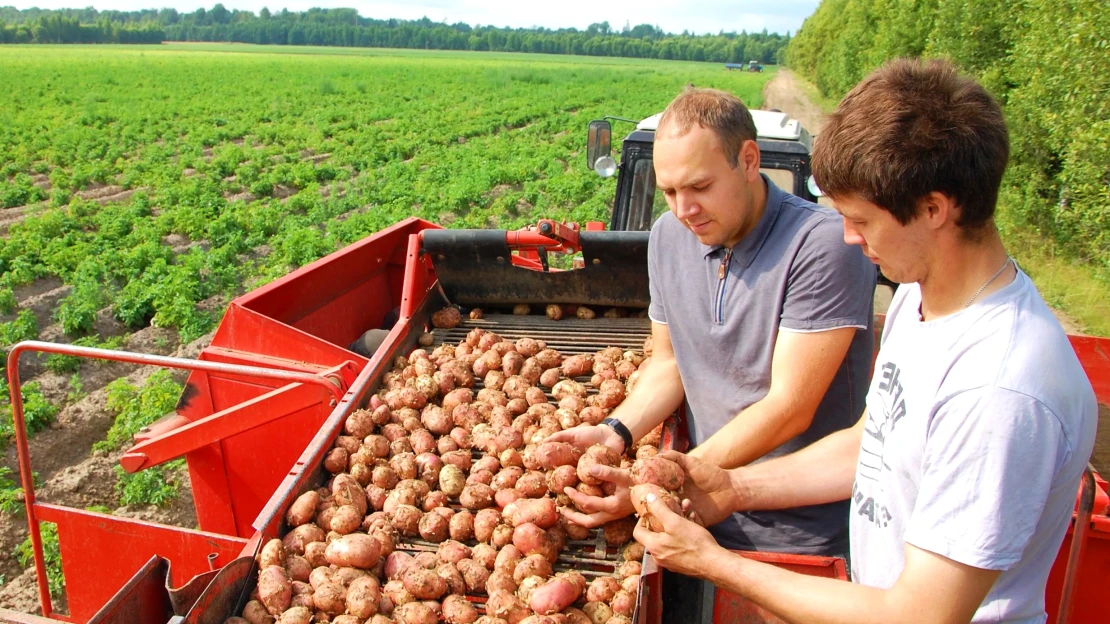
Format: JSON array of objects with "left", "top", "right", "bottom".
[
  {"left": 748, "top": 60, "right": 764, "bottom": 72},
  {"left": 724, "top": 63, "right": 744, "bottom": 71}
]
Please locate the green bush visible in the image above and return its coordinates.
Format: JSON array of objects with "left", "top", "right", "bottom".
[
  {"left": 113, "top": 460, "right": 181, "bottom": 507},
  {"left": 94, "top": 370, "right": 182, "bottom": 452},
  {"left": 15, "top": 522, "right": 63, "bottom": 597},
  {"left": 0, "top": 380, "right": 58, "bottom": 446}
]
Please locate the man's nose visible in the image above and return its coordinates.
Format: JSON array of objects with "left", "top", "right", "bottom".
[
  {"left": 674, "top": 192, "right": 700, "bottom": 220},
  {"left": 842, "top": 219, "right": 865, "bottom": 247}
]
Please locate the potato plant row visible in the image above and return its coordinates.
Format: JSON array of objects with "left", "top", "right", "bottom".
[{"left": 230, "top": 320, "right": 679, "bottom": 624}]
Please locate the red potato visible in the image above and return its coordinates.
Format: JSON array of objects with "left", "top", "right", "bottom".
[
  {"left": 437, "top": 562, "right": 468, "bottom": 595},
  {"left": 515, "top": 471, "right": 548, "bottom": 498},
  {"left": 511, "top": 498, "right": 558, "bottom": 529},
  {"left": 487, "top": 590, "right": 531, "bottom": 624},
  {"left": 578, "top": 406, "right": 607, "bottom": 426},
  {"left": 325, "top": 533, "right": 381, "bottom": 569},
  {"left": 577, "top": 445, "right": 621, "bottom": 486},
  {"left": 391, "top": 436, "right": 414, "bottom": 457},
  {"left": 586, "top": 577, "right": 620, "bottom": 603},
  {"left": 332, "top": 616, "right": 363, "bottom": 624},
  {"left": 524, "top": 386, "right": 547, "bottom": 406},
  {"left": 516, "top": 575, "right": 545, "bottom": 603},
  {"left": 467, "top": 469, "right": 495, "bottom": 486},
  {"left": 546, "top": 465, "right": 578, "bottom": 493},
  {"left": 418, "top": 510, "right": 450, "bottom": 542},
  {"left": 346, "top": 576, "right": 381, "bottom": 619},
  {"left": 437, "top": 539, "right": 472, "bottom": 564},
  {"left": 617, "top": 561, "right": 641, "bottom": 579},
  {"left": 472, "top": 542, "right": 497, "bottom": 569},
  {"left": 384, "top": 487, "right": 418, "bottom": 515},
  {"left": 500, "top": 448, "right": 524, "bottom": 468},
  {"left": 621, "top": 575, "right": 639, "bottom": 595},
  {"left": 284, "top": 555, "right": 311, "bottom": 583},
  {"left": 450, "top": 510, "right": 475, "bottom": 542},
  {"left": 546, "top": 304, "right": 564, "bottom": 321},
  {"left": 474, "top": 454, "right": 502, "bottom": 473},
  {"left": 372, "top": 465, "right": 400, "bottom": 490},
  {"left": 512, "top": 523, "right": 551, "bottom": 557},
  {"left": 460, "top": 483, "right": 495, "bottom": 510},
  {"left": 303, "top": 542, "right": 327, "bottom": 568},
  {"left": 344, "top": 409, "right": 375, "bottom": 439},
  {"left": 323, "top": 447, "right": 348, "bottom": 474},
  {"left": 494, "top": 544, "right": 522, "bottom": 574},
  {"left": 385, "top": 552, "right": 415, "bottom": 580},
  {"left": 560, "top": 514, "right": 592, "bottom": 541},
  {"left": 329, "top": 505, "right": 362, "bottom": 535},
  {"left": 414, "top": 552, "right": 441, "bottom": 569},
  {"left": 507, "top": 398, "right": 530, "bottom": 416},
  {"left": 576, "top": 307, "right": 596, "bottom": 319},
  {"left": 622, "top": 542, "right": 645, "bottom": 563},
  {"left": 458, "top": 558, "right": 490, "bottom": 592},
  {"left": 556, "top": 409, "right": 581, "bottom": 430},
  {"left": 442, "top": 449, "right": 474, "bottom": 472},
  {"left": 634, "top": 445, "right": 658, "bottom": 460},
  {"left": 629, "top": 456, "right": 684, "bottom": 490},
  {"left": 391, "top": 504, "right": 423, "bottom": 536},
  {"left": 383, "top": 578, "right": 415, "bottom": 607},
  {"left": 539, "top": 368, "right": 561, "bottom": 388},
  {"left": 282, "top": 524, "right": 326, "bottom": 556},
  {"left": 582, "top": 602, "right": 613, "bottom": 624},
  {"left": 333, "top": 474, "right": 369, "bottom": 516},
  {"left": 402, "top": 566, "right": 447, "bottom": 600},
  {"left": 564, "top": 608, "right": 592, "bottom": 624},
  {"left": 372, "top": 615, "right": 397, "bottom": 624},
  {"left": 487, "top": 569, "right": 518, "bottom": 595},
  {"left": 474, "top": 508, "right": 502, "bottom": 543},
  {"left": 492, "top": 523, "right": 515, "bottom": 548},
  {"left": 443, "top": 594, "right": 480, "bottom": 624},
  {"left": 496, "top": 486, "right": 523, "bottom": 509},
  {"left": 491, "top": 466, "right": 524, "bottom": 491},
  {"left": 551, "top": 379, "right": 587, "bottom": 401},
  {"left": 259, "top": 539, "right": 285, "bottom": 569},
  {"left": 529, "top": 577, "right": 582, "bottom": 615},
  {"left": 415, "top": 453, "right": 443, "bottom": 487},
  {"left": 479, "top": 388, "right": 510, "bottom": 407},
  {"left": 535, "top": 442, "right": 584, "bottom": 470},
  {"left": 442, "top": 388, "right": 474, "bottom": 414},
  {"left": 439, "top": 435, "right": 461, "bottom": 455},
  {"left": 603, "top": 518, "right": 636, "bottom": 546},
  {"left": 432, "top": 307, "right": 462, "bottom": 329},
  {"left": 308, "top": 566, "right": 334, "bottom": 591},
  {"left": 381, "top": 423, "right": 408, "bottom": 442},
  {"left": 365, "top": 434, "right": 391, "bottom": 458},
  {"left": 512, "top": 553, "right": 554, "bottom": 584},
  {"left": 276, "top": 606, "right": 312, "bottom": 624},
  {"left": 485, "top": 370, "right": 508, "bottom": 391},
  {"left": 394, "top": 600, "right": 439, "bottom": 624},
  {"left": 410, "top": 429, "right": 437, "bottom": 455},
  {"left": 520, "top": 359, "right": 543, "bottom": 385},
  {"left": 258, "top": 566, "right": 292, "bottom": 615},
  {"left": 629, "top": 484, "right": 681, "bottom": 532},
  {"left": 610, "top": 590, "right": 635, "bottom": 616},
  {"left": 560, "top": 355, "right": 593, "bottom": 378},
  {"left": 503, "top": 351, "right": 525, "bottom": 376},
  {"left": 435, "top": 370, "right": 457, "bottom": 396}
]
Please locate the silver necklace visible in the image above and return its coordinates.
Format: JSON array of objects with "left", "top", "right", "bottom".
[{"left": 964, "top": 257, "right": 1012, "bottom": 309}]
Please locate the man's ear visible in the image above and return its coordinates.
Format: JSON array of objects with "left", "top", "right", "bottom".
[
  {"left": 740, "top": 139, "right": 761, "bottom": 182},
  {"left": 921, "top": 191, "right": 959, "bottom": 230}
]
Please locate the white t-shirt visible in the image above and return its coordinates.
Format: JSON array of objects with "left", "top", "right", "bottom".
[{"left": 850, "top": 268, "right": 1097, "bottom": 622}]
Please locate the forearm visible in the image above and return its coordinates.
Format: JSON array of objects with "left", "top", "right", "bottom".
[
  {"left": 702, "top": 547, "right": 900, "bottom": 624},
  {"left": 689, "top": 397, "right": 807, "bottom": 469},
  {"left": 609, "top": 354, "right": 684, "bottom": 441},
  {"left": 726, "top": 420, "right": 862, "bottom": 511}
]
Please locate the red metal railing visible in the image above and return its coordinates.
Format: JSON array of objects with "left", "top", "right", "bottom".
[{"left": 4, "top": 341, "right": 350, "bottom": 620}]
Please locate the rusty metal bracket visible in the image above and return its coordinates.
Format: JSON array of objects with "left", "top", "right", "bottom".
[
  {"left": 1057, "top": 464, "right": 1097, "bottom": 624},
  {"left": 4, "top": 340, "right": 354, "bottom": 620}
]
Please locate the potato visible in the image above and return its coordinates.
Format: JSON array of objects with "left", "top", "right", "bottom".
[
  {"left": 323, "top": 447, "right": 348, "bottom": 474},
  {"left": 372, "top": 615, "right": 397, "bottom": 624},
  {"left": 560, "top": 355, "right": 593, "bottom": 378},
  {"left": 282, "top": 555, "right": 311, "bottom": 584},
  {"left": 491, "top": 466, "right": 523, "bottom": 491},
  {"left": 494, "top": 544, "right": 522, "bottom": 573},
  {"left": 578, "top": 406, "right": 606, "bottom": 426},
  {"left": 459, "top": 483, "right": 495, "bottom": 510},
  {"left": 383, "top": 578, "right": 415, "bottom": 606},
  {"left": 286, "top": 490, "right": 322, "bottom": 529},
  {"left": 330, "top": 505, "right": 362, "bottom": 535},
  {"left": 442, "top": 387, "right": 474, "bottom": 414},
  {"left": 391, "top": 504, "right": 423, "bottom": 536},
  {"left": 474, "top": 508, "right": 501, "bottom": 542},
  {"left": 545, "top": 465, "right": 579, "bottom": 493},
  {"left": 418, "top": 510, "right": 450, "bottom": 542},
  {"left": 575, "top": 306, "right": 596, "bottom": 319},
  {"left": 586, "top": 577, "right": 620, "bottom": 604},
  {"left": 609, "top": 589, "right": 634, "bottom": 616},
  {"left": 551, "top": 379, "right": 587, "bottom": 401},
  {"left": 225, "top": 617, "right": 252, "bottom": 624},
  {"left": 581, "top": 601, "right": 612, "bottom": 624},
  {"left": 620, "top": 575, "right": 639, "bottom": 595},
  {"left": 560, "top": 515, "right": 592, "bottom": 541},
  {"left": 545, "top": 304, "right": 564, "bottom": 321},
  {"left": 283, "top": 524, "right": 326, "bottom": 556},
  {"left": 386, "top": 551, "right": 415, "bottom": 580},
  {"left": 577, "top": 445, "right": 621, "bottom": 486},
  {"left": 325, "top": 533, "right": 381, "bottom": 569},
  {"left": 414, "top": 552, "right": 440, "bottom": 569},
  {"left": 535, "top": 442, "right": 583, "bottom": 470},
  {"left": 537, "top": 368, "right": 561, "bottom": 389},
  {"left": 303, "top": 542, "right": 328, "bottom": 569},
  {"left": 467, "top": 469, "right": 495, "bottom": 486},
  {"left": 564, "top": 608, "right": 592, "bottom": 624},
  {"left": 432, "top": 307, "right": 462, "bottom": 329},
  {"left": 515, "top": 471, "right": 548, "bottom": 499},
  {"left": 259, "top": 565, "right": 292, "bottom": 615},
  {"left": 332, "top": 616, "right": 362, "bottom": 624},
  {"left": 436, "top": 464, "right": 465, "bottom": 498},
  {"left": 258, "top": 538, "right": 286, "bottom": 569},
  {"left": 616, "top": 561, "right": 641, "bottom": 579},
  {"left": 394, "top": 600, "right": 439, "bottom": 624},
  {"left": 442, "top": 594, "right": 480, "bottom": 624},
  {"left": 512, "top": 553, "right": 554, "bottom": 583},
  {"left": 384, "top": 487, "right": 417, "bottom": 516},
  {"left": 492, "top": 523, "right": 515, "bottom": 548},
  {"left": 602, "top": 518, "right": 636, "bottom": 546},
  {"left": 439, "top": 435, "right": 461, "bottom": 454},
  {"left": 345, "top": 575, "right": 381, "bottom": 619},
  {"left": 437, "top": 561, "right": 468, "bottom": 595},
  {"left": 457, "top": 558, "right": 490, "bottom": 592},
  {"left": 488, "top": 427, "right": 524, "bottom": 456},
  {"left": 333, "top": 474, "right": 370, "bottom": 516},
  {"left": 487, "top": 590, "right": 531, "bottom": 624},
  {"left": 622, "top": 542, "right": 645, "bottom": 563},
  {"left": 629, "top": 456, "right": 684, "bottom": 490},
  {"left": 276, "top": 606, "right": 312, "bottom": 624},
  {"left": 441, "top": 449, "right": 473, "bottom": 472},
  {"left": 530, "top": 576, "right": 582, "bottom": 615},
  {"left": 516, "top": 575, "right": 545, "bottom": 603},
  {"left": 629, "top": 483, "right": 680, "bottom": 532},
  {"left": 410, "top": 429, "right": 437, "bottom": 455},
  {"left": 499, "top": 448, "right": 524, "bottom": 469},
  {"left": 511, "top": 497, "right": 558, "bottom": 529},
  {"left": 433, "top": 539, "right": 469, "bottom": 565},
  {"left": 402, "top": 566, "right": 447, "bottom": 600}
]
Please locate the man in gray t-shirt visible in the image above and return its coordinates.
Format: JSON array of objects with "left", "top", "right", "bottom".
[{"left": 551, "top": 86, "right": 875, "bottom": 556}]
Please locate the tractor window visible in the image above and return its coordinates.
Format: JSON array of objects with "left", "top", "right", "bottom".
[
  {"left": 628, "top": 158, "right": 661, "bottom": 231},
  {"left": 760, "top": 167, "right": 795, "bottom": 193}
]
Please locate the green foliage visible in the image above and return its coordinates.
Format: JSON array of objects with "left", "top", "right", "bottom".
[
  {"left": 94, "top": 370, "right": 182, "bottom": 452},
  {"left": 66, "top": 372, "right": 84, "bottom": 403},
  {"left": 0, "top": 380, "right": 58, "bottom": 446},
  {"left": 113, "top": 460, "right": 181, "bottom": 507},
  {"left": 0, "top": 287, "right": 16, "bottom": 315},
  {"left": 789, "top": 0, "right": 1110, "bottom": 269},
  {"left": 15, "top": 522, "right": 63, "bottom": 597},
  {"left": 0, "top": 309, "right": 38, "bottom": 365},
  {"left": 0, "top": 466, "right": 25, "bottom": 515}
]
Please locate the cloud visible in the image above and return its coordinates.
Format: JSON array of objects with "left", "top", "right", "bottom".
[{"left": 9, "top": 0, "right": 820, "bottom": 35}]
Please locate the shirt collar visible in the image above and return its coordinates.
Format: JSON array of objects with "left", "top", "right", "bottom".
[{"left": 699, "top": 174, "right": 784, "bottom": 268}]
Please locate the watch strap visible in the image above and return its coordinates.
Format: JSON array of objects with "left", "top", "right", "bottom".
[{"left": 600, "top": 417, "right": 633, "bottom": 453}]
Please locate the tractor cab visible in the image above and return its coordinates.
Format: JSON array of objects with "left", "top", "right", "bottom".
[{"left": 586, "top": 110, "right": 822, "bottom": 231}]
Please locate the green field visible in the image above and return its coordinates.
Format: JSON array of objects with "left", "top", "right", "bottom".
[{"left": 0, "top": 44, "right": 770, "bottom": 342}]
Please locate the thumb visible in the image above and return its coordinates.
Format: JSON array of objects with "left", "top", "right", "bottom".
[
  {"left": 660, "top": 450, "right": 696, "bottom": 472},
  {"left": 590, "top": 465, "right": 632, "bottom": 487},
  {"left": 543, "top": 429, "right": 575, "bottom": 446}
]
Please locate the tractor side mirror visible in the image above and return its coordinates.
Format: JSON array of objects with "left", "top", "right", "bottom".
[
  {"left": 807, "top": 175, "right": 824, "bottom": 198},
  {"left": 587, "top": 120, "right": 614, "bottom": 177}
]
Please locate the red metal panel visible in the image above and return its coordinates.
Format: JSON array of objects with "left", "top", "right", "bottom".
[
  {"left": 1069, "top": 335, "right": 1110, "bottom": 406},
  {"left": 0, "top": 608, "right": 61, "bottom": 623},
  {"left": 36, "top": 505, "right": 248, "bottom": 623},
  {"left": 85, "top": 556, "right": 172, "bottom": 624},
  {"left": 209, "top": 304, "right": 364, "bottom": 371},
  {"left": 711, "top": 552, "right": 847, "bottom": 624},
  {"left": 289, "top": 271, "right": 395, "bottom": 346}
]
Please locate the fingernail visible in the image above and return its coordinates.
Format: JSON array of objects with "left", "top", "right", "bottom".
[
  {"left": 590, "top": 466, "right": 602, "bottom": 476},
  {"left": 645, "top": 493, "right": 657, "bottom": 503}
]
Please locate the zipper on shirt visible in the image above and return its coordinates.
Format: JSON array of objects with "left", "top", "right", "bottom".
[{"left": 713, "top": 249, "right": 732, "bottom": 325}]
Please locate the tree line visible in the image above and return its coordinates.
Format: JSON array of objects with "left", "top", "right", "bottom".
[
  {"left": 0, "top": 5, "right": 789, "bottom": 64},
  {"left": 787, "top": 0, "right": 1109, "bottom": 268}
]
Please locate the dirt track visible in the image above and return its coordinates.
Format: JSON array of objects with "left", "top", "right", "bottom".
[{"left": 762, "top": 68, "right": 828, "bottom": 136}]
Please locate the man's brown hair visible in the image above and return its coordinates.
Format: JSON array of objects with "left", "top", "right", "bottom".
[
  {"left": 812, "top": 58, "right": 1009, "bottom": 230},
  {"left": 657, "top": 87, "right": 758, "bottom": 168}
]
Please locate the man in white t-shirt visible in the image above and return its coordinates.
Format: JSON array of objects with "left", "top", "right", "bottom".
[{"left": 631, "top": 58, "right": 1097, "bottom": 623}]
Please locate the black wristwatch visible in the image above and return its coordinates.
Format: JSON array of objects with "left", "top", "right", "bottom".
[{"left": 600, "top": 417, "right": 633, "bottom": 453}]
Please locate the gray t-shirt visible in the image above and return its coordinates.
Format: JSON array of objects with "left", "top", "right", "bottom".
[
  {"left": 851, "top": 270, "right": 1097, "bottom": 622},
  {"left": 648, "top": 177, "right": 876, "bottom": 554}
]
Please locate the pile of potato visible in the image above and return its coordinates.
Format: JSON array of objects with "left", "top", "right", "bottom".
[{"left": 229, "top": 320, "right": 676, "bottom": 624}]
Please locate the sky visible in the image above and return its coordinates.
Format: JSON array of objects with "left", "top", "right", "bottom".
[{"left": 8, "top": 0, "right": 822, "bottom": 35}]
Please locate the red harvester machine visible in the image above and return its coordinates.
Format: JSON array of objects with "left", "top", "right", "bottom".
[{"left": 4, "top": 217, "right": 1108, "bottom": 624}]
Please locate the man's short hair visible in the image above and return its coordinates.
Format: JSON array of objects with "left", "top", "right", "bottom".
[
  {"left": 657, "top": 87, "right": 758, "bottom": 168},
  {"left": 812, "top": 58, "right": 1009, "bottom": 230}
]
